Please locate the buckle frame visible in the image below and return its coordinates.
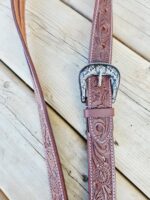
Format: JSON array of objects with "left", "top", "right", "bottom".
[{"left": 79, "top": 63, "right": 120, "bottom": 103}]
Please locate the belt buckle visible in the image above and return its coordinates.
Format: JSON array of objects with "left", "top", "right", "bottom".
[{"left": 79, "top": 63, "right": 120, "bottom": 103}]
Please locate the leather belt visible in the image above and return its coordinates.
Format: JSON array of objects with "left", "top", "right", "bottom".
[
  {"left": 79, "top": 0, "right": 120, "bottom": 199},
  {"left": 11, "top": 0, "right": 68, "bottom": 199},
  {"left": 11, "top": 0, "right": 120, "bottom": 199}
]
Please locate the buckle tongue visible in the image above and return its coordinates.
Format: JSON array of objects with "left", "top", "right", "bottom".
[
  {"left": 79, "top": 63, "right": 120, "bottom": 103},
  {"left": 98, "top": 71, "right": 103, "bottom": 87}
]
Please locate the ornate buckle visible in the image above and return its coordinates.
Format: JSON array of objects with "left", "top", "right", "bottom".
[{"left": 79, "top": 63, "right": 120, "bottom": 103}]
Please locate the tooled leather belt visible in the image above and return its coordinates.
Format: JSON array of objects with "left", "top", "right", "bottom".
[{"left": 11, "top": 0, "right": 120, "bottom": 199}]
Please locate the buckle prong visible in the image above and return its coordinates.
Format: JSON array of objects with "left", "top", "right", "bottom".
[
  {"left": 79, "top": 63, "right": 120, "bottom": 103},
  {"left": 98, "top": 73, "right": 102, "bottom": 87}
]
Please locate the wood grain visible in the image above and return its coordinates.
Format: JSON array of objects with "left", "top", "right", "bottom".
[
  {"left": 0, "top": 61, "right": 148, "bottom": 200},
  {"left": 0, "top": 190, "right": 9, "bottom": 200},
  {"left": 0, "top": 0, "right": 150, "bottom": 197},
  {"left": 62, "top": 0, "right": 150, "bottom": 61}
]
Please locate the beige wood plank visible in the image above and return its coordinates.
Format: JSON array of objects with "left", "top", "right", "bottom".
[
  {"left": 0, "top": 190, "right": 9, "bottom": 200},
  {"left": 0, "top": 61, "right": 87, "bottom": 200},
  {"left": 0, "top": 0, "right": 150, "bottom": 197},
  {"left": 0, "top": 61, "right": 147, "bottom": 200},
  {"left": 62, "top": 0, "right": 150, "bottom": 61}
]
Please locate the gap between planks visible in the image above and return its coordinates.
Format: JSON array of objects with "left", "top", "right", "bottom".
[
  {"left": 1, "top": 58, "right": 149, "bottom": 200},
  {"left": 61, "top": 0, "right": 150, "bottom": 61},
  {"left": 0, "top": 60, "right": 148, "bottom": 200},
  {"left": 0, "top": 59, "right": 86, "bottom": 143},
  {"left": 60, "top": 0, "right": 150, "bottom": 62}
]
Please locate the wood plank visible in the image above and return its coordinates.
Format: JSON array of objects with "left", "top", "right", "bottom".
[
  {"left": 0, "top": 190, "right": 9, "bottom": 200},
  {"left": 0, "top": 61, "right": 87, "bottom": 200},
  {"left": 62, "top": 0, "right": 150, "bottom": 61},
  {"left": 0, "top": 61, "right": 147, "bottom": 200},
  {"left": 0, "top": 0, "right": 150, "bottom": 196}
]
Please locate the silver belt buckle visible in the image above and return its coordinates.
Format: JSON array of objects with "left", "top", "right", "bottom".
[{"left": 79, "top": 63, "right": 120, "bottom": 103}]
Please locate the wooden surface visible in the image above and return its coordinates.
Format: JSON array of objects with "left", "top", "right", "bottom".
[{"left": 0, "top": 0, "right": 149, "bottom": 199}]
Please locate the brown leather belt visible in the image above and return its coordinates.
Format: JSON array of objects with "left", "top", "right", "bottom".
[{"left": 11, "top": 0, "right": 120, "bottom": 199}]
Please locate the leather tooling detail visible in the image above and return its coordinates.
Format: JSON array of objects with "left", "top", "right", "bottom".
[
  {"left": 87, "top": 76, "right": 115, "bottom": 200},
  {"left": 89, "top": 0, "right": 112, "bottom": 63},
  {"left": 88, "top": 134, "right": 113, "bottom": 200},
  {"left": 87, "top": 0, "right": 116, "bottom": 198},
  {"left": 43, "top": 126, "right": 63, "bottom": 199},
  {"left": 93, "top": 117, "right": 111, "bottom": 143},
  {"left": 36, "top": 93, "right": 65, "bottom": 200}
]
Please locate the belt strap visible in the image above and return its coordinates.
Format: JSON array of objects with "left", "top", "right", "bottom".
[
  {"left": 11, "top": 1, "right": 68, "bottom": 199},
  {"left": 11, "top": 0, "right": 120, "bottom": 199},
  {"left": 86, "top": 0, "right": 116, "bottom": 199}
]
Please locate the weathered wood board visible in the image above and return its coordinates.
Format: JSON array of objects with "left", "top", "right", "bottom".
[
  {"left": 0, "top": 0, "right": 149, "bottom": 199},
  {"left": 62, "top": 0, "right": 150, "bottom": 61},
  {"left": 0, "top": 190, "right": 9, "bottom": 200},
  {"left": 0, "top": 61, "right": 147, "bottom": 200}
]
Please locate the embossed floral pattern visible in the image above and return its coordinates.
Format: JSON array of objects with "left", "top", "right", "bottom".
[
  {"left": 88, "top": 76, "right": 115, "bottom": 200},
  {"left": 87, "top": 0, "right": 116, "bottom": 199}
]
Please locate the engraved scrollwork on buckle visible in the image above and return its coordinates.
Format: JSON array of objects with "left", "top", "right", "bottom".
[{"left": 79, "top": 63, "right": 120, "bottom": 103}]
